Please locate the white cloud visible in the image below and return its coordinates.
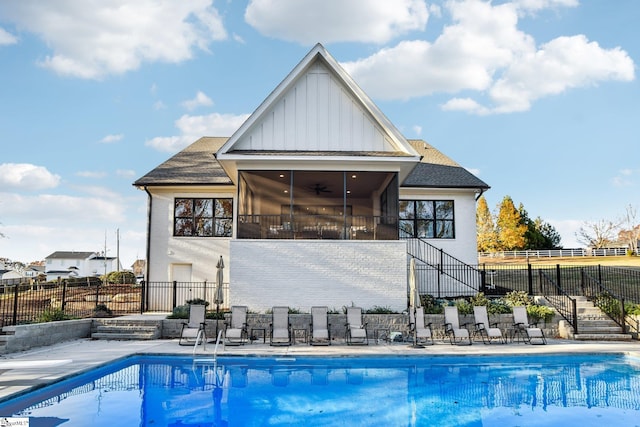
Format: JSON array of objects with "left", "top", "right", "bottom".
[
  {"left": 0, "top": 163, "right": 60, "bottom": 191},
  {"left": 412, "top": 125, "right": 422, "bottom": 135},
  {"left": 153, "top": 100, "right": 167, "bottom": 111},
  {"left": 0, "top": 192, "right": 125, "bottom": 223},
  {"left": 0, "top": 27, "right": 18, "bottom": 45},
  {"left": 514, "top": 0, "right": 578, "bottom": 14},
  {"left": 146, "top": 112, "right": 250, "bottom": 152},
  {"left": 181, "top": 91, "right": 214, "bottom": 111},
  {"left": 342, "top": 0, "right": 635, "bottom": 114},
  {"left": 466, "top": 167, "right": 481, "bottom": 176},
  {"left": 100, "top": 134, "right": 123, "bottom": 144},
  {"left": 611, "top": 169, "right": 635, "bottom": 187},
  {"left": 548, "top": 218, "right": 583, "bottom": 248},
  {"left": 116, "top": 169, "right": 136, "bottom": 178},
  {"left": 245, "top": 0, "right": 428, "bottom": 44},
  {"left": 77, "top": 171, "right": 107, "bottom": 179},
  {"left": 0, "top": 0, "right": 227, "bottom": 79}
]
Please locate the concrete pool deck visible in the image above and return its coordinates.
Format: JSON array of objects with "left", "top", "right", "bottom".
[{"left": 0, "top": 335, "right": 639, "bottom": 402}]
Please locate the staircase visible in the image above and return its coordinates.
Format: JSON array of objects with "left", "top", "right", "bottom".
[
  {"left": 572, "top": 296, "right": 632, "bottom": 341},
  {"left": 91, "top": 319, "right": 161, "bottom": 340}
]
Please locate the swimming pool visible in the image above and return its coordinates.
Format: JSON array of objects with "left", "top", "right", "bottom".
[{"left": 0, "top": 353, "right": 639, "bottom": 426}]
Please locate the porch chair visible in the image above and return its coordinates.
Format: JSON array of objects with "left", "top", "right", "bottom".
[
  {"left": 409, "top": 306, "right": 434, "bottom": 345},
  {"left": 444, "top": 306, "right": 472, "bottom": 345},
  {"left": 310, "top": 306, "right": 331, "bottom": 345},
  {"left": 345, "top": 306, "right": 368, "bottom": 345},
  {"left": 512, "top": 306, "right": 547, "bottom": 345},
  {"left": 473, "top": 305, "right": 506, "bottom": 344},
  {"left": 179, "top": 304, "right": 207, "bottom": 346},
  {"left": 270, "top": 306, "right": 292, "bottom": 346},
  {"left": 224, "top": 305, "right": 249, "bottom": 345}
]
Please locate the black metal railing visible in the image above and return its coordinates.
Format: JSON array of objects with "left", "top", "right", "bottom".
[
  {"left": 539, "top": 269, "right": 578, "bottom": 333},
  {"left": 237, "top": 215, "right": 398, "bottom": 240},
  {"left": 405, "top": 237, "right": 483, "bottom": 297},
  {"left": 580, "top": 269, "right": 639, "bottom": 336},
  {"left": 143, "top": 281, "right": 229, "bottom": 313},
  {"left": 0, "top": 281, "right": 142, "bottom": 328}
]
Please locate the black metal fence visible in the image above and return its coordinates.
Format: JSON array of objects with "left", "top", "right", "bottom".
[
  {"left": 0, "top": 281, "right": 142, "bottom": 328},
  {"left": 143, "top": 281, "right": 229, "bottom": 313},
  {"left": 479, "top": 264, "right": 640, "bottom": 302}
]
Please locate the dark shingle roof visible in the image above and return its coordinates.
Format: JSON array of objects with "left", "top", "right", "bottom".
[
  {"left": 402, "top": 140, "right": 490, "bottom": 190},
  {"left": 134, "top": 137, "right": 232, "bottom": 186},
  {"left": 45, "top": 251, "right": 95, "bottom": 260}
]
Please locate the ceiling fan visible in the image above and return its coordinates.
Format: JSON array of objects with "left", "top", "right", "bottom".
[{"left": 309, "top": 183, "right": 332, "bottom": 195}]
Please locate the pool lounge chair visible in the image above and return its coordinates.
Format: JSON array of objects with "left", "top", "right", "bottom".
[
  {"left": 444, "top": 306, "right": 472, "bottom": 345},
  {"left": 179, "top": 304, "right": 207, "bottom": 346},
  {"left": 473, "top": 306, "right": 506, "bottom": 344},
  {"left": 409, "top": 306, "right": 433, "bottom": 345},
  {"left": 345, "top": 307, "right": 368, "bottom": 345},
  {"left": 512, "top": 306, "right": 547, "bottom": 345},
  {"left": 310, "top": 306, "right": 331, "bottom": 345},
  {"left": 270, "top": 306, "right": 292, "bottom": 346},
  {"left": 224, "top": 305, "right": 249, "bottom": 345}
]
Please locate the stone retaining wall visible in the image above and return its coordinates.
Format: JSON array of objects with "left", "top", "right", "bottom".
[{"left": 1, "top": 319, "right": 92, "bottom": 354}]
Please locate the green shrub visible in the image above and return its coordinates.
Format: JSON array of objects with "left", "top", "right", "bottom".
[
  {"left": 106, "top": 271, "right": 136, "bottom": 284},
  {"left": 186, "top": 298, "right": 209, "bottom": 307},
  {"left": 487, "top": 298, "right": 513, "bottom": 315},
  {"left": 93, "top": 304, "right": 113, "bottom": 318},
  {"left": 469, "top": 292, "right": 490, "bottom": 307},
  {"left": 526, "top": 305, "right": 555, "bottom": 323},
  {"left": 420, "top": 295, "right": 444, "bottom": 314},
  {"left": 504, "top": 291, "right": 533, "bottom": 307},
  {"left": 365, "top": 306, "right": 396, "bottom": 314},
  {"left": 453, "top": 298, "right": 473, "bottom": 315},
  {"left": 625, "top": 302, "right": 640, "bottom": 316},
  {"left": 594, "top": 292, "right": 622, "bottom": 318},
  {"left": 167, "top": 305, "right": 189, "bottom": 319},
  {"left": 37, "top": 308, "right": 73, "bottom": 322}
]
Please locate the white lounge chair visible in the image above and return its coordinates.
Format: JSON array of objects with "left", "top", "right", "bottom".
[
  {"left": 224, "top": 305, "right": 248, "bottom": 345},
  {"left": 444, "top": 306, "right": 472, "bottom": 345},
  {"left": 345, "top": 307, "right": 368, "bottom": 345},
  {"left": 270, "top": 306, "right": 292, "bottom": 346},
  {"left": 310, "top": 306, "right": 331, "bottom": 345},
  {"left": 512, "top": 306, "right": 547, "bottom": 344},
  {"left": 473, "top": 305, "right": 505, "bottom": 344},
  {"left": 179, "top": 304, "right": 206, "bottom": 346},
  {"left": 409, "top": 306, "right": 433, "bottom": 345}
]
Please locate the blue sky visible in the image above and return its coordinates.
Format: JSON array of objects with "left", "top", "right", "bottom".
[{"left": 0, "top": 0, "right": 637, "bottom": 267}]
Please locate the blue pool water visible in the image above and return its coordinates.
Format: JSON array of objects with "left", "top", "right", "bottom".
[{"left": 0, "top": 354, "right": 639, "bottom": 426}]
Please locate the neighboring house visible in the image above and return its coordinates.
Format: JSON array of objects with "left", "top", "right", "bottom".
[
  {"left": 45, "top": 251, "right": 122, "bottom": 281},
  {"left": 134, "top": 44, "right": 489, "bottom": 312},
  {"left": 0, "top": 269, "right": 22, "bottom": 281}
]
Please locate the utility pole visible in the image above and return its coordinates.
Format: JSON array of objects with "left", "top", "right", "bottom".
[{"left": 116, "top": 228, "right": 120, "bottom": 273}]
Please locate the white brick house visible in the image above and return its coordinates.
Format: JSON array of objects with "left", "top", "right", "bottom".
[{"left": 134, "top": 44, "right": 489, "bottom": 312}]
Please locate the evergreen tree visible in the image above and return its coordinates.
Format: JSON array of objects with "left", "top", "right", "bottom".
[
  {"left": 535, "top": 217, "right": 562, "bottom": 249},
  {"left": 476, "top": 195, "right": 498, "bottom": 252},
  {"left": 496, "top": 196, "right": 526, "bottom": 250}
]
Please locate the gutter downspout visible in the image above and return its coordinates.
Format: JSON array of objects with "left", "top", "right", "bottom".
[
  {"left": 475, "top": 188, "right": 485, "bottom": 201},
  {"left": 143, "top": 186, "right": 153, "bottom": 313}
]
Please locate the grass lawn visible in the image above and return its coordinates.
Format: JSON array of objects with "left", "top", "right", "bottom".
[{"left": 479, "top": 255, "right": 640, "bottom": 269}]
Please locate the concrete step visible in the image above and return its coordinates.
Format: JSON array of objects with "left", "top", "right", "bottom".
[
  {"left": 91, "top": 332, "right": 158, "bottom": 340},
  {"left": 94, "top": 325, "right": 158, "bottom": 334},
  {"left": 577, "top": 326, "right": 624, "bottom": 334},
  {"left": 574, "top": 333, "right": 633, "bottom": 341},
  {"left": 91, "top": 320, "right": 162, "bottom": 340}
]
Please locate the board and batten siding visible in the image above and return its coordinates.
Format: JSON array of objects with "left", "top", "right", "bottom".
[{"left": 234, "top": 62, "right": 394, "bottom": 152}]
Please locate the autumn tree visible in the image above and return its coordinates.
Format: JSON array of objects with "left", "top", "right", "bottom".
[
  {"left": 476, "top": 195, "right": 498, "bottom": 252},
  {"left": 496, "top": 196, "right": 526, "bottom": 250},
  {"left": 618, "top": 204, "right": 640, "bottom": 254}
]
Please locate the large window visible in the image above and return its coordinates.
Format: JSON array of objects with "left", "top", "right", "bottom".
[
  {"left": 399, "top": 200, "right": 455, "bottom": 239},
  {"left": 174, "top": 198, "right": 233, "bottom": 237}
]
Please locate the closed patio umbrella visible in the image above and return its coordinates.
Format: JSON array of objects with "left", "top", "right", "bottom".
[
  {"left": 408, "top": 257, "right": 424, "bottom": 348},
  {"left": 214, "top": 256, "right": 224, "bottom": 341}
]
